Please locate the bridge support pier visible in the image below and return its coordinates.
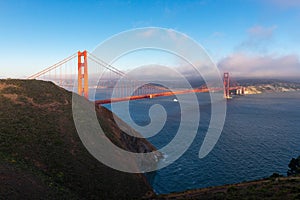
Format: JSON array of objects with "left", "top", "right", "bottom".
[{"left": 78, "top": 50, "right": 88, "bottom": 99}]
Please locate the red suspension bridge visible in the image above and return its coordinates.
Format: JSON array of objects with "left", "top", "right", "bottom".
[{"left": 27, "top": 50, "right": 245, "bottom": 105}]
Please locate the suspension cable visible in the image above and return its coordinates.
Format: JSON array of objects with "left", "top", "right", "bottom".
[{"left": 27, "top": 53, "right": 77, "bottom": 79}]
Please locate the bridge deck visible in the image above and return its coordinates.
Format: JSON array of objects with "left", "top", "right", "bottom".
[{"left": 94, "top": 87, "right": 211, "bottom": 105}]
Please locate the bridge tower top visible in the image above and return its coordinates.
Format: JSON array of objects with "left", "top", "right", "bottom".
[{"left": 78, "top": 50, "right": 88, "bottom": 99}]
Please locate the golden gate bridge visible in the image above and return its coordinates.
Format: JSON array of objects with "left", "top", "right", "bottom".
[{"left": 27, "top": 50, "right": 245, "bottom": 105}]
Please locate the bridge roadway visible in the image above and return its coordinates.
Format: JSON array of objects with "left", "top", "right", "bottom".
[
  {"left": 95, "top": 87, "right": 212, "bottom": 105},
  {"left": 94, "top": 86, "right": 244, "bottom": 105}
]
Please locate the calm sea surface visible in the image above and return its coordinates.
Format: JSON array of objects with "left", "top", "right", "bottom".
[{"left": 99, "top": 91, "right": 300, "bottom": 194}]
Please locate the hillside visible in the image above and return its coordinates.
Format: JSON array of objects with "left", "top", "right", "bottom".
[
  {"left": 237, "top": 79, "right": 300, "bottom": 94},
  {"left": 156, "top": 176, "right": 300, "bottom": 199},
  {"left": 0, "top": 79, "right": 158, "bottom": 199}
]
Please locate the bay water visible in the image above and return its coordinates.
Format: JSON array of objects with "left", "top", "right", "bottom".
[{"left": 99, "top": 91, "right": 300, "bottom": 194}]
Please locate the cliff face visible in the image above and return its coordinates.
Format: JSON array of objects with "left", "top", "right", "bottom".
[{"left": 0, "top": 79, "right": 157, "bottom": 199}]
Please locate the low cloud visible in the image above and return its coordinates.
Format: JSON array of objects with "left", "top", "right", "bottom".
[
  {"left": 237, "top": 25, "right": 277, "bottom": 53},
  {"left": 218, "top": 53, "right": 300, "bottom": 78},
  {"left": 247, "top": 25, "right": 277, "bottom": 38},
  {"left": 223, "top": 24, "right": 300, "bottom": 78}
]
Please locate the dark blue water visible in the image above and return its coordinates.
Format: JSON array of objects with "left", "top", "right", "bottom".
[{"left": 99, "top": 91, "right": 300, "bottom": 194}]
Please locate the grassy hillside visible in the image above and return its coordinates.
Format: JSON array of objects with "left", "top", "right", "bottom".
[
  {"left": 0, "top": 79, "right": 156, "bottom": 199},
  {"left": 156, "top": 176, "right": 300, "bottom": 199}
]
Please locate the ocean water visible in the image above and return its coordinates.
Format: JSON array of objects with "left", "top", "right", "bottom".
[{"left": 99, "top": 91, "right": 300, "bottom": 194}]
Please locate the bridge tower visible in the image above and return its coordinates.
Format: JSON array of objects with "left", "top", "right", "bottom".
[
  {"left": 78, "top": 50, "right": 88, "bottom": 99},
  {"left": 223, "top": 72, "right": 230, "bottom": 99}
]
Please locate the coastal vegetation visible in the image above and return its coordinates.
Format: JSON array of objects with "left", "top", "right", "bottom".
[
  {"left": 156, "top": 176, "right": 300, "bottom": 199},
  {"left": 288, "top": 156, "right": 300, "bottom": 176}
]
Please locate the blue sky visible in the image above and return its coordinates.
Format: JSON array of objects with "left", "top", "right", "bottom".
[{"left": 1, "top": 0, "right": 300, "bottom": 78}]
